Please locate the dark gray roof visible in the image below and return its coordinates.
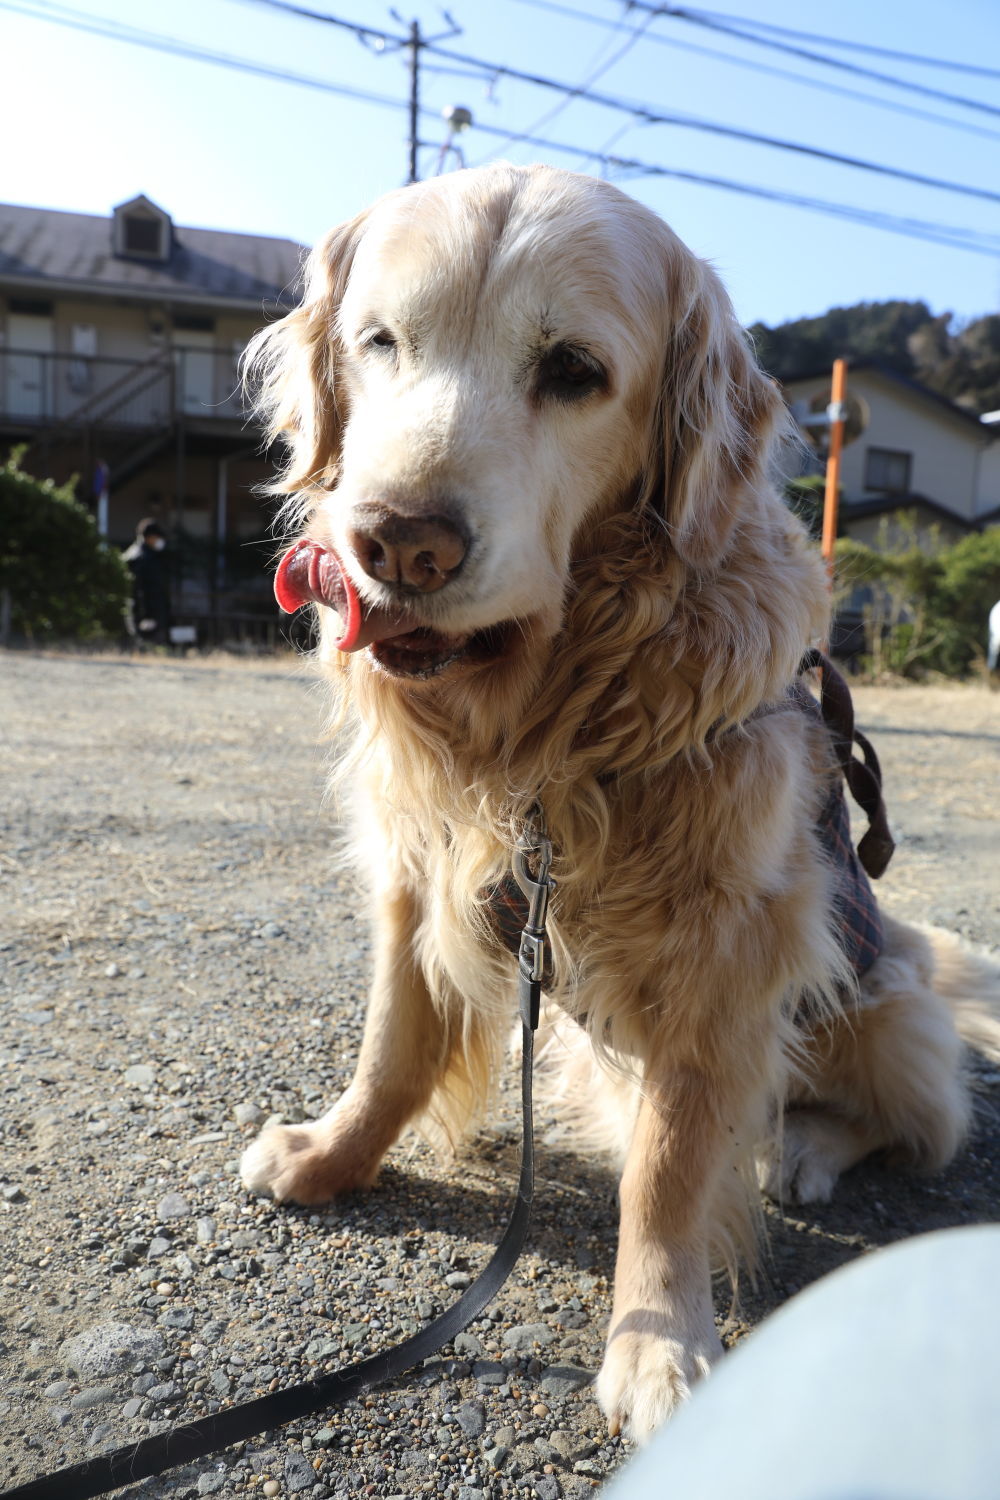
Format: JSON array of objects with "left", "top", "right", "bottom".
[
  {"left": 841, "top": 492, "right": 980, "bottom": 531},
  {"left": 0, "top": 200, "right": 306, "bottom": 313}
]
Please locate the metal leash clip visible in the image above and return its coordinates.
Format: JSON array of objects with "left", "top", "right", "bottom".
[{"left": 512, "top": 806, "right": 555, "bottom": 1028}]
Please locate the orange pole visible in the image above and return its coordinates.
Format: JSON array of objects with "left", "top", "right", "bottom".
[{"left": 821, "top": 357, "right": 848, "bottom": 581}]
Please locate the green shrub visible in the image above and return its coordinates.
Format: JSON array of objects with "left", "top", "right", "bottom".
[
  {"left": 0, "top": 451, "right": 130, "bottom": 640},
  {"left": 785, "top": 474, "right": 825, "bottom": 541},
  {"left": 931, "top": 528, "right": 1000, "bottom": 675},
  {"left": 833, "top": 517, "right": 1000, "bottom": 677}
]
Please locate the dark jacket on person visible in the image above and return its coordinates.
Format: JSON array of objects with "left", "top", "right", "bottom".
[{"left": 123, "top": 540, "right": 170, "bottom": 635}]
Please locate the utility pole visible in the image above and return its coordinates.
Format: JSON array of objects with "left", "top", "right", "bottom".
[
  {"left": 387, "top": 11, "right": 461, "bottom": 184},
  {"left": 819, "top": 357, "right": 849, "bottom": 657},
  {"left": 407, "top": 19, "right": 420, "bottom": 184},
  {"left": 822, "top": 357, "right": 848, "bottom": 581}
]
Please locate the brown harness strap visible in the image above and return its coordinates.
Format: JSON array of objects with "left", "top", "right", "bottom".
[{"left": 800, "top": 648, "right": 895, "bottom": 879}]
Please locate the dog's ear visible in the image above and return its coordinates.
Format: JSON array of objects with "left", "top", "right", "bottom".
[
  {"left": 659, "top": 257, "right": 785, "bottom": 571},
  {"left": 243, "top": 208, "right": 370, "bottom": 505}
]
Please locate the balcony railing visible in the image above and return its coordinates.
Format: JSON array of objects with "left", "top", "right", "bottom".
[{"left": 0, "top": 346, "right": 250, "bottom": 429}]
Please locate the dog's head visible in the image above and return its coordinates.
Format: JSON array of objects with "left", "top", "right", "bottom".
[{"left": 249, "top": 164, "right": 804, "bottom": 682}]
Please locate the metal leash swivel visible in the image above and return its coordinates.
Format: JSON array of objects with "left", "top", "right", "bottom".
[{"left": 512, "top": 804, "right": 555, "bottom": 1030}]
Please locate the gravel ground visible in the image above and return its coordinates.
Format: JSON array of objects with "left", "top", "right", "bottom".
[{"left": 2, "top": 650, "right": 998, "bottom": 1500}]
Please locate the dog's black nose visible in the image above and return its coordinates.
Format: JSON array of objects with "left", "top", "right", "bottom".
[{"left": 347, "top": 508, "right": 468, "bottom": 594}]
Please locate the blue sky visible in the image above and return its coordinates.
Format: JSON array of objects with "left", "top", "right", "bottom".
[{"left": 3, "top": 0, "right": 999, "bottom": 329}]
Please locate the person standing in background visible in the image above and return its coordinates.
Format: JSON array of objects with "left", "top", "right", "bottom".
[{"left": 123, "top": 518, "right": 170, "bottom": 644}]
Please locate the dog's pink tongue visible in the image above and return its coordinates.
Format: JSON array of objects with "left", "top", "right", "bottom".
[{"left": 274, "top": 541, "right": 410, "bottom": 652}]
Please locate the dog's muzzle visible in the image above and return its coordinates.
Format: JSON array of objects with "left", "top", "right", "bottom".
[
  {"left": 275, "top": 540, "right": 419, "bottom": 653},
  {"left": 273, "top": 539, "right": 479, "bottom": 675},
  {"left": 347, "top": 507, "right": 469, "bottom": 595}
]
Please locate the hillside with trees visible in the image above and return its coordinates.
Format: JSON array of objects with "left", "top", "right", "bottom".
[{"left": 749, "top": 300, "right": 1000, "bottom": 416}]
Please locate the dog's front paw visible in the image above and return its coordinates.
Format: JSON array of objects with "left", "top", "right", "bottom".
[
  {"left": 240, "top": 1115, "right": 378, "bottom": 1205},
  {"left": 757, "top": 1108, "right": 866, "bottom": 1205},
  {"left": 596, "top": 1317, "right": 721, "bottom": 1443}
]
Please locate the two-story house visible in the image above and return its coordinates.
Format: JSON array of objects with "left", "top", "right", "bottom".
[
  {"left": 0, "top": 194, "right": 305, "bottom": 633},
  {"left": 784, "top": 361, "right": 1000, "bottom": 545}
]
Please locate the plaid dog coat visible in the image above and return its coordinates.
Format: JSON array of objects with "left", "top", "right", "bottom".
[
  {"left": 814, "top": 761, "right": 885, "bottom": 980},
  {"left": 488, "top": 653, "right": 892, "bottom": 988}
]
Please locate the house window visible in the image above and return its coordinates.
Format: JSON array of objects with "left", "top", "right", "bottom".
[
  {"left": 112, "top": 196, "right": 173, "bottom": 263},
  {"left": 124, "top": 215, "right": 163, "bottom": 256},
  {"left": 865, "top": 447, "right": 912, "bottom": 494},
  {"left": 8, "top": 297, "right": 54, "bottom": 317},
  {"left": 173, "top": 313, "right": 216, "bottom": 334}
]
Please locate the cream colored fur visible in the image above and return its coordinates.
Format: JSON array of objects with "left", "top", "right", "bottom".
[{"left": 238, "top": 164, "right": 1000, "bottom": 1443}]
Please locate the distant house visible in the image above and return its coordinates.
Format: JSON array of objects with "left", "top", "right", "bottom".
[
  {"left": 0, "top": 194, "right": 305, "bottom": 631},
  {"left": 784, "top": 361, "right": 1000, "bottom": 545}
]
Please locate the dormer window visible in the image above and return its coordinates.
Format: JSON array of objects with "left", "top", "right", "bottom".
[
  {"left": 112, "top": 194, "right": 173, "bottom": 264},
  {"left": 124, "top": 215, "right": 162, "bottom": 255}
]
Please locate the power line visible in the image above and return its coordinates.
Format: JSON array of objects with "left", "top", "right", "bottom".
[
  {"left": 687, "top": 7, "right": 1000, "bottom": 80},
  {"left": 0, "top": 0, "right": 411, "bottom": 114},
  {"left": 507, "top": 0, "right": 1000, "bottom": 143},
  {"left": 468, "top": 118, "right": 1000, "bottom": 258},
  {"left": 236, "top": 0, "right": 1000, "bottom": 207},
  {"left": 474, "top": 3, "right": 662, "bottom": 163},
  {"left": 235, "top": 0, "right": 402, "bottom": 46},
  {"left": 620, "top": 2, "right": 1000, "bottom": 121},
  {"left": 605, "top": 165, "right": 1000, "bottom": 257},
  {"left": 5, "top": 0, "right": 998, "bottom": 259}
]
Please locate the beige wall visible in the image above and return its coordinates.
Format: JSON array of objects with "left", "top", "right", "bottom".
[
  {"left": 787, "top": 369, "right": 987, "bottom": 524},
  {"left": 1, "top": 294, "right": 262, "bottom": 422},
  {"left": 53, "top": 298, "right": 154, "bottom": 362},
  {"left": 4, "top": 296, "right": 263, "bottom": 363}
]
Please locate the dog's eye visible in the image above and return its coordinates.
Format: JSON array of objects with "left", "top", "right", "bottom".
[
  {"left": 536, "top": 343, "right": 606, "bottom": 401},
  {"left": 365, "top": 329, "right": 397, "bottom": 352}
]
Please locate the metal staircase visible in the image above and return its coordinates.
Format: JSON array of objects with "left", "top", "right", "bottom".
[{"left": 18, "top": 351, "right": 176, "bottom": 492}]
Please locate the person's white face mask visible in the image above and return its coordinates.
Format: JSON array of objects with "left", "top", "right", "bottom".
[{"left": 150, "top": 538, "right": 166, "bottom": 551}]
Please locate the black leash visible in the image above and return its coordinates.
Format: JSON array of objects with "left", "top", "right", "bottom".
[{"left": 4, "top": 820, "right": 555, "bottom": 1500}]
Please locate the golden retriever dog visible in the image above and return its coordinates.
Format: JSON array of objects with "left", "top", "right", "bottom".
[{"left": 239, "top": 164, "right": 1000, "bottom": 1441}]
